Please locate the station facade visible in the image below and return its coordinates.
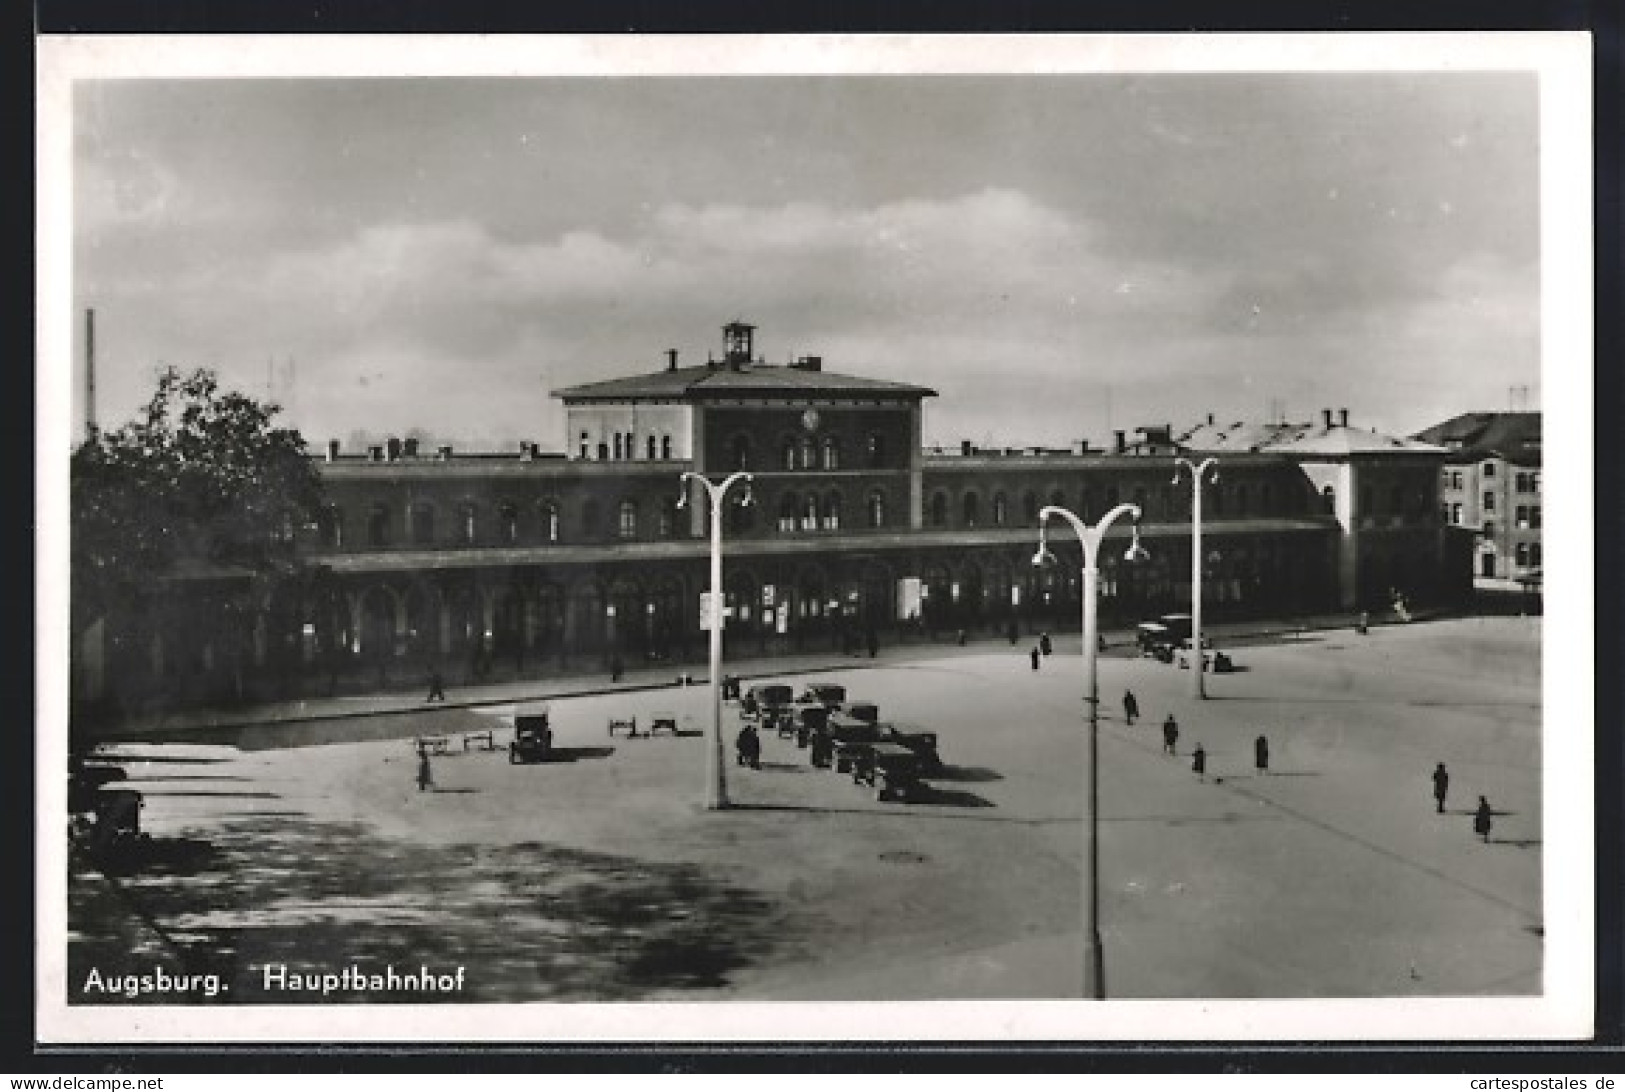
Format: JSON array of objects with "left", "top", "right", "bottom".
[{"left": 77, "top": 322, "right": 1463, "bottom": 714}]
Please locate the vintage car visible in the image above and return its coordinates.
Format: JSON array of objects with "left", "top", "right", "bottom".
[
  {"left": 509, "top": 708, "right": 554, "bottom": 763},
  {"left": 831, "top": 718, "right": 941, "bottom": 775},
  {"left": 848, "top": 742, "right": 929, "bottom": 802},
  {"left": 796, "top": 683, "right": 848, "bottom": 710},
  {"left": 746, "top": 683, "right": 795, "bottom": 715}
]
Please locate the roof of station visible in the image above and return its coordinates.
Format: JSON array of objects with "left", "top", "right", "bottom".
[{"left": 553, "top": 362, "right": 937, "bottom": 402}]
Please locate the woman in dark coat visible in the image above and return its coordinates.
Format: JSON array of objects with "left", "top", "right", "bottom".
[
  {"left": 1474, "top": 796, "right": 1493, "bottom": 842},
  {"left": 736, "top": 723, "right": 762, "bottom": 769},
  {"left": 1192, "top": 744, "right": 1207, "bottom": 781},
  {"left": 1254, "top": 734, "right": 1270, "bottom": 775}
]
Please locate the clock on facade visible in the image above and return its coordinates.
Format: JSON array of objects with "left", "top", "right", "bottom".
[{"left": 801, "top": 409, "right": 821, "bottom": 432}]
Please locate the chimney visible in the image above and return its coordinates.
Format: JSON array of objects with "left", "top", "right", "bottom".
[
  {"left": 85, "top": 308, "right": 97, "bottom": 438},
  {"left": 519, "top": 440, "right": 534, "bottom": 461},
  {"left": 1114, "top": 429, "right": 1127, "bottom": 454},
  {"left": 326, "top": 439, "right": 341, "bottom": 462},
  {"left": 437, "top": 444, "right": 453, "bottom": 461},
  {"left": 1322, "top": 408, "right": 1334, "bottom": 429},
  {"left": 1339, "top": 408, "right": 1349, "bottom": 427},
  {"left": 666, "top": 349, "right": 679, "bottom": 371},
  {"left": 796, "top": 355, "right": 823, "bottom": 372},
  {"left": 960, "top": 440, "right": 973, "bottom": 456},
  {"left": 368, "top": 445, "right": 384, "bottom": 463},
  {"left": 402, "top": 437, "right": 419, "bottom": 458},
  {"left": 386, "top": 437, "right": 402, "bottom": 462},
  {"left": 1207, "top": 412, "right": 1215, "bottom": 426}
]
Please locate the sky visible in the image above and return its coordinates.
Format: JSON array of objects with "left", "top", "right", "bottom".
[{"left": 70, "top": 66, "right": 1543, "bottom": 451}]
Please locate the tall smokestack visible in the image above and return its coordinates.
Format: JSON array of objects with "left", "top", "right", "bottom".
[{"left": 85, "top": 309, "right": 97, "bottom": 438}]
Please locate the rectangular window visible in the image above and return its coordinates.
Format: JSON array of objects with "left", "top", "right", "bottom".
[
  {"left": 1482, "top": 491, "right": 1495, "bottom": 512},
  {"left": 1531, "top": 506, "right": 1542, "bottom": 529},
  {"left": 1451, "top": 503, "right": 1462, "bottom": 524}
]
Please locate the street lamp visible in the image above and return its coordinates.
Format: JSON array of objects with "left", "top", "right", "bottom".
[
  {"left": 1033, "top": 501, "right": 1145, "bottom": 1000},
  {"left": 678, "top": 470, "right": 754, "bottom": 810},
  {"left": 1172, "top": 457, "right": 1220, "bottom": 699}
]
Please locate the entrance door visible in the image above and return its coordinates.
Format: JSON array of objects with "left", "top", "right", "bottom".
[{"left": 1480, "top": 552, "right": 1497, "bottom": 578}]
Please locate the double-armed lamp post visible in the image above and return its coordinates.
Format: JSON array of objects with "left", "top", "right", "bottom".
[
  {"left": 678, "top": 470, "right": 754, "bottom": 811},
  {"left": 1172, "top": 457, "right": 1220, "bottom": 699},
  {"left": 1033, "top": 502, "right": 1146, "bottom": 1000}
]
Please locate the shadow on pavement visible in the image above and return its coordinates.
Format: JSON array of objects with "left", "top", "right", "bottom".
[
  {"left": 929, "top": 765, "right": 1004, "bottom": 783},
  {"left": 909, "top": 786, "right": 994, "bottom": 808},
  {"left": 69, "top": 817, "right": 790, "bottom": 1003}
]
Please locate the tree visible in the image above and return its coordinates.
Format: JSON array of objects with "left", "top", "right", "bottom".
[{"left": 71, "top": 366, "right": 324, "bottom": 638}]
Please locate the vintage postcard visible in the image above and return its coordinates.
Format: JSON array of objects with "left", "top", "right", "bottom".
[{"left": 36, "top": 32, "right": 1594, "bottom": 1044}]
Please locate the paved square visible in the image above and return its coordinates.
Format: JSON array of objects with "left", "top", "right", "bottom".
[{"left": 70, "top": 616, "right": 1541, "bottom": 1001}]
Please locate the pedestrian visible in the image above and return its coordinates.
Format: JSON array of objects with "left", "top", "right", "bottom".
[
  {"left": 957, "top": 628, "right": 967, "bottom": 647},
  {"left": 1123, "top": 689, "right": 1139, "bottom": 725},
  {"left": 1030, "top": 646, "right": 1042, "bottom": 671},
  {"left": 1254, "top": 734, "right": 1270, "bottom": 775},
  {"left": 1357, "top": 611, "right": 1370, "bottom": 635},
  {"left": 416, "top": 745, "right": 433, "bottom": 792},
  {"left": 1162, "top": 714, "right": 1179, "bottom": 755},
  {"left": 810, "top": 724, "right": 833, "bottom": 769},
  {"left": 611, "top": 655, "right": 624, "bottom": 684},
  {"left": 1474, "top": 796, "right": 1493, "bottom": 842},
  {"left": 1007, "top": 618, "right": 1019, "bottom": 646},
  {"left": 1432, "top": 762, "right": 1450, "bottom": 814},
  {"left": 735, "top": 723, "right": 761, "bottom": 770},
  {"left": 1040, "top": 632, "right": 1053, "bottom": 657},
  {"left": 425, "top": 670, "right": 446, "bottom": 703},
  {"left": 1192, "top": 744, "right": 1207, "bottom": 781}
]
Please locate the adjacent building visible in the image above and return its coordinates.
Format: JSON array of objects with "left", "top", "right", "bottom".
[{"left": 1413, "top": 412, "right": 1542, "bottom": 592}]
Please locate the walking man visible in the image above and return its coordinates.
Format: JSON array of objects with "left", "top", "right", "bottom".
[
  {"left": 1474, "top": 796, "right": 1493, "bottom": 842},
  {"left": 1123, "top": 690, "right": 1140, "bottom": 726},
  {"left": 1040, "top": 632, "right": 1053, "bottom": 657},
  {"left": 1432, "top": 762, "right": 1450, "bottom": 813},
  {"left": 425, "top": 669, "right": 446, "bottom": 703},
  {"left": 1254, "top": 734, "right": 1270, "bottom": 775},
  {"left": 1030, "top": 646, "right": 1042, "bottom": 671},
  {"left": 1162, "top": 714, "right": 1179, "bottom": 755},
  {"left": 1192, "top": 744, "right": 1207, "bottom": 782},
  {"left": 416, "top": 744, "right": 433, "bottom": 793}
]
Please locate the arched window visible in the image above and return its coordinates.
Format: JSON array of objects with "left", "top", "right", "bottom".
[
  {"left": 368, "top": 504, "right": 391, "bottom": 547},
  {"left": 962, "top": 492, "right": 980, "bottom": 528},
  {"left": 659, "top": 498, "right": 677, "bottom": 538},
  {"left": 868, "top": 490, "right": 886, "bottom": 529},
  {"left": 1022, "top": 491, "right": 1039, "bottom": 524},
  {"left": 410, "top": 502, "right": 435, "bottom": 546},
  {"left": 613, "top": 434, "right": 623, "bottom": 460},
  {"left": 460, "top": 502, "right": 478, "bottom": 545},
  {"left": 541, "top": 500, "right": 560, "bottom": 543},
  {"left": 822, "top": 437, "right": 840, "bottom": 470},
  {"left": 499, "top": 501, "right": 519, "bottom": 544},
  {"left": 799, "top": 437, "right": 816, "bottom": 470},
  {"left": 318, "top": 505, "right": 344, "bottom": 549},
  {"left": 730, "top": 434, "right": 751, "bottom": 470},
  {"left": 929, "top": 492, "right": 948, "bottom": 528},
  {"left": 992, "top": 492, "right": 1008, "bottom": 526},
  {"left": 617, "top": 500, "right": 638, "bottom": 539},
  {"left": 778, "top": 492, "right": 799, "bottom": 533},
  {"left": 646, "top": 435, "right": 657, "bottom": 460},
  {"left": 1079, "top": 488, "right": 1094, "bottom": 521},
  {"left": 662, "top": 435, "right": 673, "bottom": 460},
  {"left": 781, "top": 438, "right": 797, "bottom": 471},
  {"left": 802, "top": 493, "right": 819, "bottom": 531},
  {"left": 823, "top": 490, "right": 843, "bottom": 530},
  {"left": 582, "top": 498, "right": 601, "bottom": 538},
  {"left": 866, "top": 432, "right": 885, "bottom": 468},
  {"left": 579, "top": 431, "right": 590, "bottom": 459}
]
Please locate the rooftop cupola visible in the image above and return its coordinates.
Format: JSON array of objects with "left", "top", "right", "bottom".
[{"left": 722, "top": 321, "right": 756, "bottom": 368}]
